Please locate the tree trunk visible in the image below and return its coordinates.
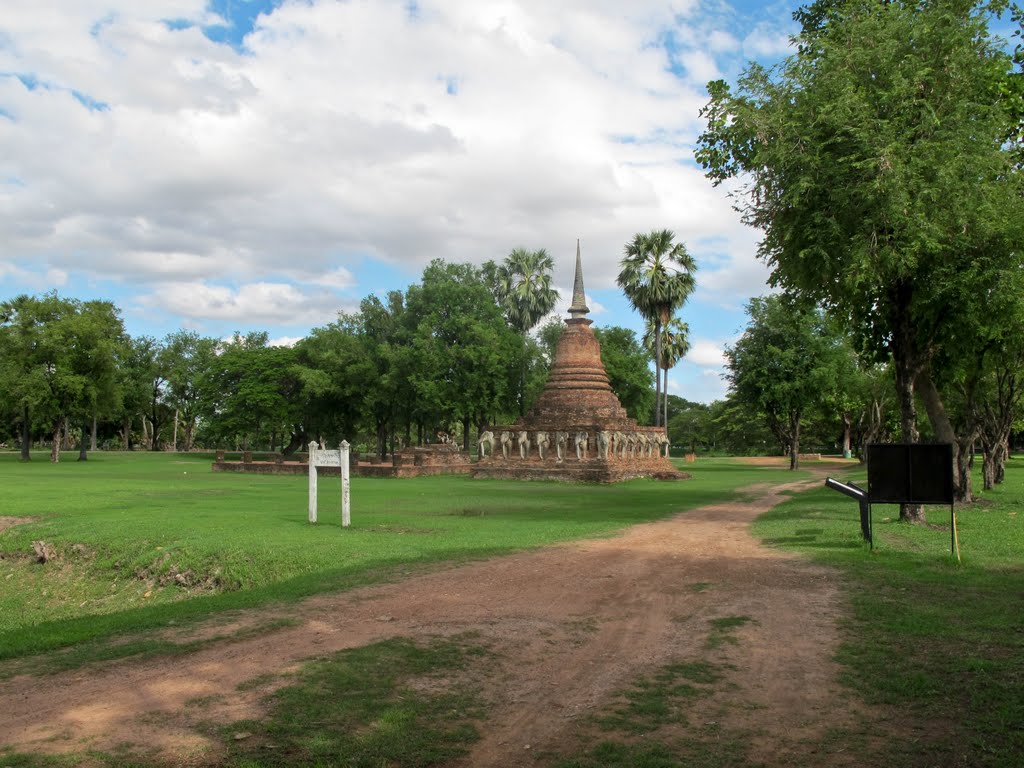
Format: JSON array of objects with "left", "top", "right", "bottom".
[
  {"left": 78, "top": 423, "right": 88, "bottom": 461},
  {"left": 50, "top": 422, "right": 62, "bottom": 463},
  {"left": 841, "top": 413, "right": 852, "bottom": 458},
  {"left": 915, "top": 366, "right": 964, "bottom": 501},
  {"left": 890, "top": 285, "right": 924, "bottom": 522},
  {"left": 462, "top": 418, "right": 470, "bottom": 452},
  {"left": 173, "top": 409, "right": 179, "bottom": 451},
  {"left": 662, "top": 366, "right": 669, "bottom": 433},
  {"left": 519, "top": 332, "right": 527, "bottom": 419},
  {"left": 653, "top": 317, "right": 663, "bottom": 427},
  {"left": 955, "top": 436, "right": 973, "bottom": 503},
  {"left": 90, "top": 410, "right": 98, "bottom": 451},
  {"left": 995, "top": 437, "right": 1009, "bottom": 484},
  {"left": 982, "top": 446, "right": 997, "bottom": 490},
  {"left": 20, "top": 405, "right": 31, "bottom": 461},
  {"left": 789, "top": 412, "right": 800, "bottom": 471},
  {"left": 282, "top": 428, "right": 305, "bottom": 456}
]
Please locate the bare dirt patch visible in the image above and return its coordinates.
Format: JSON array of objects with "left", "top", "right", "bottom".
[
  {"left": 0, "top": 516, "right": 33, "bottom": 534},
  {"left": 0, "top": 472, "right": 887, "bottom": 766}
]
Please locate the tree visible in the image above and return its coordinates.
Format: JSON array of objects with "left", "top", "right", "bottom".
[
  {"left": 487, "top": 248, "right": 559, "bottom": 417},
  {"left": 667, "top": 398, "right": 713, "bottom": 454},
  {"left": 643, "top": 316, "right": 691, "bottom": 440},
  {"left": 201, "top": 333, "right": 304, "bottom": 451},
  {"left": 68, "top": 300, "right": 124, "bottom": 460},
  {"left": 617, "top": 230, "right": 697, "bottom": 427},
  {"left": 0, "top": 294, "right": 123, "bottom": 463},
  {"left": 161, "top": 331, "right": 218, "bottom": 451},
  {"left": 406, "top": 260, "right": 520, "bottom": 449},
  {"left": 697, "top": 0, "right": 1024, "bottom": 513},
  {"left": 725, "top": 296, "right": 850, "bottom": 470}
]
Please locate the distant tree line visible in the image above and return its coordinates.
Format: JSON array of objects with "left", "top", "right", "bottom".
[{"left": 0, "top": 256, "right": 662, "bottom": 461}]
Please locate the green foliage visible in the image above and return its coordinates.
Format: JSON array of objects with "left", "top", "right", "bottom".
[
  {"left": 223, "top": 636, "right": 485, "bottom": 767},
  {"left": 697, "top": 0, "right": 1024, "bottom": 447},
  {"left": 201, "top": 334, "right": 302, "bottom": 451},
  {"left": 0, "top": 294, "right": 125, "bottom": 461},
  {"left": 725, "top": 296, "right": 853, "bottom": 467},
  {"left": 593, "top": 326, "right": 656, "bottom": 424},
  {"left": 617, "top": 230, "right": 697, "bottom": 427},
  {"left": 160, "top": 330, "right": 218, "bottom": 451},
  {"left": 619, "top": 232, "right": 695, "bottom": 429}
]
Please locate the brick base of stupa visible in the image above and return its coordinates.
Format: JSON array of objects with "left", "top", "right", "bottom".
[
  {"left": 472, "top": 452, "right": 687, "bottom": 483},
  {"left": 471, "top": 426, "right": 687, "bottom": 483}
]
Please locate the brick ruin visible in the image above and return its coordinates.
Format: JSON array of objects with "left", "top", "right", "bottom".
[{"left": 473, "top": 244, "right": 686, "bottom": 483}]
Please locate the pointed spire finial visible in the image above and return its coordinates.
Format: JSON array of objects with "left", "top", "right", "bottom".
[{"left": 568, "top": 239, "right": 590, "bottom": 319}]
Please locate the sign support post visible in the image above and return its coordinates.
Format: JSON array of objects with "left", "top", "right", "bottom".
[{"left": 341, "top": 440, "right": 350, "bottom": 528}]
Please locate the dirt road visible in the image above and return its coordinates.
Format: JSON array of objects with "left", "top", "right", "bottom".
[{"left": 0, "top": 467, "right": 879, "bottom": 766}]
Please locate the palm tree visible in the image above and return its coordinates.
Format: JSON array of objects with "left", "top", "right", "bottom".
[
  {"left": 493, "top": 248, "right": 559, "bottom": 417},
  {"left": 617, "top": 230, "right": 696, "bottom": 426},
  {"left": 644, "top": 316, "right": 691, "bottom": 446}
]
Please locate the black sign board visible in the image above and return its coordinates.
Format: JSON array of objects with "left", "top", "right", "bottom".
[{"left": 867, "top": 444, "right": 954, "bottom": 505}]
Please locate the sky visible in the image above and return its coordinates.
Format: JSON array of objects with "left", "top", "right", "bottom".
[{"left": 0, "top": 0, "right": 805, "bottom": 404}]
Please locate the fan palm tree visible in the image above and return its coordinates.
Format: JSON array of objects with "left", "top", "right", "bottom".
[
  {"left": 617, "top": 230, "right": 696, "bottom": 426},
  {"left": 494, "top": 248, "right": 558, "bottom": 416},
  {"left": 644, "top": 316, "right": 691, "bottom": 447}
]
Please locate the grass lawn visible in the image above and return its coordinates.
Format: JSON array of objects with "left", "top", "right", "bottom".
[
  {"left": 752, "top": 456, "right": 1024, "bottom": 768},
  {"left": 0, "top": 451, "right": 802, "bottom": 663}
]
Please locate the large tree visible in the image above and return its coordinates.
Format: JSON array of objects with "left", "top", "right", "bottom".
[
  {"left": 697, "top": 0, "right": 1024, "bottom": 513},
  {"left": 161, "top": 330, "right": 218, "bottom": 452},
  {"left": 486, "top": 248, "right": 559, "bottom": 417},
  {"left": 406, "top": 260, "right": 520, "bottom": 449},
  {"left": 592, "top": 326, "right": 657, "bottom": 424},
  {"left": 726, "top": 296, "right": 851, "bottom": 470},
  {"left": 617, "top": 230, "right": 696, "bottom": 427},
  {"left": 0, "top": 294, "right": 123, "bottom": 462}
]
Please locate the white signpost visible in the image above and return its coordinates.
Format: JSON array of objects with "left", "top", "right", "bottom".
[{"left": 308, "top": 440, "right": 351, "bottom": 527}]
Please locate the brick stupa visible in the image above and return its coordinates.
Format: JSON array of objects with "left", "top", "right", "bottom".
[{"left": 473, "top": 243, "right": 686, "bottom": 483}]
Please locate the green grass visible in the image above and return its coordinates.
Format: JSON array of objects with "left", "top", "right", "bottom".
[
  {"left": 751, "top": 456, "right": 1024, "bottom": 768},
  {"left": 220, "top": 635, "right": 488, "bottom": 767},
  {"left": 595, "top": 661, "right": 724, "bottom": 734},
  {"left": 0, "top": 451, "right": 804, "bottom": 664}
]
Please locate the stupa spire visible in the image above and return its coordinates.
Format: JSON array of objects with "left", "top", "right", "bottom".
[{"left": 568, "top": 239, "right": 590, "bottom": 319}]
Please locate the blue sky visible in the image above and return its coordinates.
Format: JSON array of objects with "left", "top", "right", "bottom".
[{"left": 0, "top": 0, "right": 806, "bottom": 403}]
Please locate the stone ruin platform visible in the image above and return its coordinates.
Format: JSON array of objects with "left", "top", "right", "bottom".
[{"left": 211, "top": 444, "right": 472, "bottom": 479}]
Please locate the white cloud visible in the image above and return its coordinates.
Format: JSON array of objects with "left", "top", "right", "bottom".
[
  {"left": 742, "top": 22, "right": 794, "bottom": 59},
  {"left": 137, "top": 281, "right": 346, "bottom": 327},
  {"left": 0, "top": 0, "right": 782, "bottom": 334},
  {"left": 686, "top": 339, "right": 727, "bottom": 367},
  {"left": 268, "top": 335, "right": 303, "bottom": 348}
]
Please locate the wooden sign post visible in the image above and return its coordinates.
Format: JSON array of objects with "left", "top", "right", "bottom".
[{"left": 308, "top": 441, "right": 351, "bottom": 527}]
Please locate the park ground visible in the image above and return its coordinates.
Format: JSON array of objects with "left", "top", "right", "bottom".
[{"left": 0, "top": 454, "right": 1022, "bottom": 767}]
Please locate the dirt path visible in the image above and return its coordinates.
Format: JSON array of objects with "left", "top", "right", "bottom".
[{"left": 0, "top": 469, "right": 876, "bottom": 766}]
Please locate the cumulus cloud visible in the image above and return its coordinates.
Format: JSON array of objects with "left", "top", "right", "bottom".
[
  {"left": 0, "top": 0, "right": 778, "bottom": 333},
  {"left": 686, "top": 339, "right": 728, "bottom": 368},
  {"left": 137, "top": 280, "right": 350, "bottom": 328}
]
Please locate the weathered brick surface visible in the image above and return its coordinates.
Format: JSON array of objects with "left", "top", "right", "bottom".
[{"left": 211, "top": 444, "right": 472, "bottom": 478}]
